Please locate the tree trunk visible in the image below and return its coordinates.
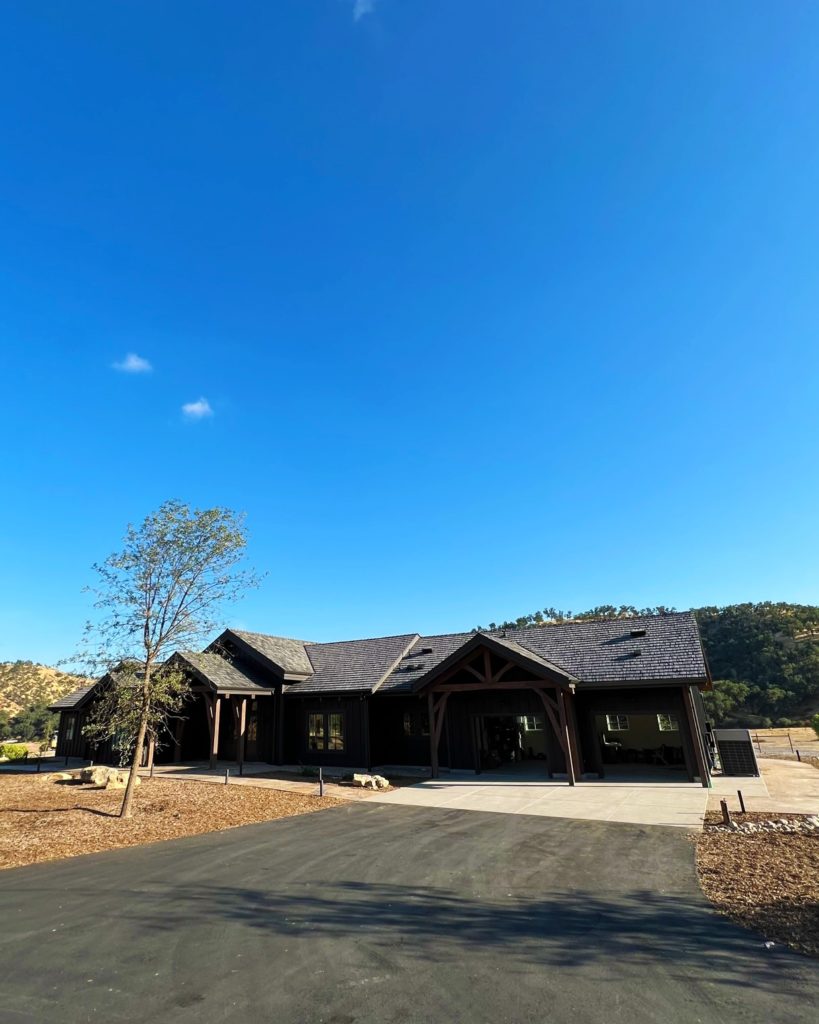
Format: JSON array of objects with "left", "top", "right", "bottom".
[{"left": 120, "top": 662, "right": 152, "bottom": 819}]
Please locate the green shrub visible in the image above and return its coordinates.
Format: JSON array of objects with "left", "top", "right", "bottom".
[
  {"left": 811, "top": 713, "right": 819, "bottom": 741},
  {"left": 0, "top": 743, "right": 28, "bottom": 761}
]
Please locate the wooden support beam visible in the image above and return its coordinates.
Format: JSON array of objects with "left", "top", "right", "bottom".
[
  {"left": 558, "top": 690, "right": 576, "bottom": 786},
  {"left": 483, "top": 648, "right": 492, "bottom": 683},
  {"left": 428, "top": 691, "right": 438, "bottom": 778},
  {"left": 564, "top": 691, "right": 584, "bottom": 777},
  {"left": 463, "top": 663, "right": 487, "bottom": 683},
  {"left": 236, "top": 697, "right": 247, "bottom": 768},
  {"left": 209, "top": 695, "right": 222, "bottom": 769},
  {"left": 682, "top": 685, "right": 710, "bottom": 788}
]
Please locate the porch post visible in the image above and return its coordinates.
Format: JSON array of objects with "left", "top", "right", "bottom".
[
  {"left": 237, "top": 697, "right": 247, "bottom": 769},
  {"left": 209, "top": 695, "right": 222, "bottom": 769},
  {"left": 558, "top": 691, "right": 576, "bottom": 786},
  {"left": 173, "top": 716, "right": 184, "bottom": 763},
  {"left": 564, "top": 691, "right": 584, "bottom": 777},
  {"left": 427, "top": 691, "right": 438, "bottom": 778},
  {"left": 682, "top": 685, "right": 710, "bottom": 788},
  {"left": 275, "top": 687, "right": 285, "bottom": 765}
]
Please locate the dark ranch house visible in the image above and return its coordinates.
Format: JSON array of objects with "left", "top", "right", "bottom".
[{"left": 52, "top": 612, "right": 714, "bottom": 786}]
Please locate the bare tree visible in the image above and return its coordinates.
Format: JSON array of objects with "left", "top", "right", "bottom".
[{"left": 79, "top": 500, "right": 259, "bottom": 818}]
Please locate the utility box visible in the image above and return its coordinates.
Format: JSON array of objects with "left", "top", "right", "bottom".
[{"left": 713, "top": 728, "right": 760, "bottom": 777}]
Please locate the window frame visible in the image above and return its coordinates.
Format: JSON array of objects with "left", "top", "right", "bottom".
[
  {"left": 605, "top": 713, "right": 630, "bottom": 732},
  {"left": 306, "top": 711, "right": 345, "bottom": 753},
  {"left": 64, "top": 714, "right": 76, "bottom": 742},
  {"left": 521, "top": 715, "right": 543, "bottom": 732},
  {"left": 656, "top": 713, "right": 679, "bottom": 733}
]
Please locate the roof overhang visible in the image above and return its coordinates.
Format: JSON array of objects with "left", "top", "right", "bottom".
[{"left": 412, "top": 632, "right": 578, "bottom": 693}]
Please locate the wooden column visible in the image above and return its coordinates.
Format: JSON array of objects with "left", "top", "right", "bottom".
[
  {"left": 173, "top": 716, "right": 184, "bottom": 763},
  {"left": 428, "top": 691, "right": 438, "bottom": 778},
  {"left": 682, "top": 685, "right": 710, "bottom": 788},
  {"left": 208, "top": 695, "right": 222, "bottom": 769},
  {"left": 236, "top": 697, "right": 247, "bottom": 768},
  {"left": 275, "top": 687, "right": 285, "bottom": 765},
  {"left": 361, "top": 698, "right": 371, "bottom": 771},
  {"left": 558, "top": 690, "right": 576, "bottom": 786},
  {"left": 564, "top": 691, "right": 584, "bottom": 777}
]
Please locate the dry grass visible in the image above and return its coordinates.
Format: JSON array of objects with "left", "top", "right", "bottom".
[
  {"left": 0, "top": 774, "right": 343, "bottom": 871},
  {"left": 697, "top": 813, "right": 819, "bottom": 958}
]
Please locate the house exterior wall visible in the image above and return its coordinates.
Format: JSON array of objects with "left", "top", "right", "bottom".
[{"left": 282, "top": 695, "right": 369, "bottom": 767}]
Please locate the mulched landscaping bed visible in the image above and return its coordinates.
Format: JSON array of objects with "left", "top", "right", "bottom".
[
  {"left": 0, "top": 774, "right": 343, "bottom": 871},
  {"left": 696, "top": 811, "right": 819, "bottom": 958}
]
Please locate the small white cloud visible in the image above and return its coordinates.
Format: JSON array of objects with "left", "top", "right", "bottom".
[
  {"left": 113, "top": 352, "right": 152, "bottom": 373},
  {"left": 181, "top": 397, "right": 214, "bottom": 420},
  {"left": 353, "top": 0, "right": 377, "bottom": 21}
]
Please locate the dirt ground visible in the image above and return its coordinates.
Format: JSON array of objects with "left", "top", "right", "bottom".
[
  {"left": 0, "top": 773, "right": 343, "bottom": 871},
  {"left": 750, "top": 727, "right": 818, "bottom": 760},
  {"left": 697, "top": 812, "right": 819, "bottom": 958}
]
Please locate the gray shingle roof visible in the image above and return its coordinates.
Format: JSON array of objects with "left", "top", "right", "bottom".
[
  {"left": 378, "top": 612, "right": 707, "bottom": 694},
  {"left": 174, "top": 651, "right": 277, "bottom": 694},
  {"left": 284, "top": 634, "right": 420, "bottom": 695},
  {"left": 226, "top": 630, "right": 314, "bottom": 677},
  {"left": 48, "top": 684, "right": 95, "bottom": 710}
]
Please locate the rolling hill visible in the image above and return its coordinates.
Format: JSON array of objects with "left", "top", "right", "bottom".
[{"left": 0, "top": 661, "right": 88, "bottom": 717}]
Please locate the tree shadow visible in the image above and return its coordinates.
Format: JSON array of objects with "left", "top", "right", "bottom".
[{"left": 118, "top": 880, "right": 814, "bottom": 990}]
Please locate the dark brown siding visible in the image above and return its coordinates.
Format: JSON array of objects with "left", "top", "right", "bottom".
[{"left": 282, "top": 696, "right": 368, "bottom": 767}]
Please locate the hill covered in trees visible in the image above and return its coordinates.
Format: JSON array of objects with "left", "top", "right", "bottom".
[
  {"left": 0, "top": 661, "right": 87, "bottom": 718},
  {"left": 477, "top": 602, "right": 819, "bottom": 727}
]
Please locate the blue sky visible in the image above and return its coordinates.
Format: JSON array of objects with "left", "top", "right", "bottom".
[{"left": 2, "top": 2, "right": 819, "bottom": 666}]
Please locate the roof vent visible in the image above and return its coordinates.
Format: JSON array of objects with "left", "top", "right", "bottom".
[{"left": 630, "top": 628, "right": 647, "bottom": 638}]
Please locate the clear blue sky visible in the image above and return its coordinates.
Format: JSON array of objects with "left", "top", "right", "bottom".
[{"left": 2, "top": 2, "right": 819, "bottom": 666}]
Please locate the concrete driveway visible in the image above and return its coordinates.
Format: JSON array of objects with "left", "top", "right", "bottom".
[
  {"left": 1, "top": 803, "right": 817, "bottom": 1024},
  {"left": 371, "top": 772, "right": 710, "bottom": 827}
]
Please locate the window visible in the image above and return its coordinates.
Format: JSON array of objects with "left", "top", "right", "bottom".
[
  {"left": 403, "top": 711, "right": 430, "bottom": 737},
  {"left": 307, "top": 712, "right": 344, "bottom": 752},
  {"left": 64, "top": 715, "right": 75, "bottom": 741},
  {"left": 605, "top": 714, "right": 630, "bottom": 732},
  {"left": 520, "top": 715, "right": 543, "bottom": 732},
  {"left": 246, "top": 704, "right": 258, "bottom": 744},
  {"left": 657, "top": 713, "right": 679, "bottom": 732},
  {"left": 307, "top": 713, "right": 325, "bottom": 751},
  {"left": 328, "top": 713, "right": 344, "bottom": 751}
]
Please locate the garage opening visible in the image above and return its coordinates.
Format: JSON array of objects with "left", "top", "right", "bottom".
[
  {"left": 475, "top": 713, "right": 549, "bottom": 774},
  {"left": 595, "top": 711, "right": 688, "bottom": 779}
]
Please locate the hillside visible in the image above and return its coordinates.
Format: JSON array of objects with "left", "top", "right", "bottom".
[
  {"left": 0, "top": 661, "right": 88, "bottom": 717},
  {"left": 478, "top": 602, "right": 819, "bottom": 727}
]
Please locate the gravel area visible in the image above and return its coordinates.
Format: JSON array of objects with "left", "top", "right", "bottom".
[
  {"left": 0, "top": 774, "right": 342, "bottom": 871},
  {"left": 697, "top": 812, "right": 819, "bottom": 958}
]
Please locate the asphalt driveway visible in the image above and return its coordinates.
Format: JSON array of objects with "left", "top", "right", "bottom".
[{"left": 0, "top": 803, "right": 816, "bottom": 1024}]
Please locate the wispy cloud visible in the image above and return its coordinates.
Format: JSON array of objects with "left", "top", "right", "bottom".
[
  {"left": 181, "top": 397, "right": 214, "bottom": 420},
  {"left": 353, "top": 0, "right": 377, "bottom": 21},
  {"left": 113, "top": 352, "right": 152, "bottom": 373}
]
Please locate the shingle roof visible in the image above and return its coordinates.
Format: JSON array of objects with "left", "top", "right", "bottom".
[
  {"left": 174, "top": 651, "right": 277, "bottom": 694},
  {"left": 284, "top": 634, "right": 420, "bottom": 695},
  {"left": 226, "top": 630, "right": 314, "bottom": 677},
  {"left": 378, "top": 612, "right": 707, "bottom": 694},
  {"left": 48, "top": 684, "right": 95, "bottom": 710}
]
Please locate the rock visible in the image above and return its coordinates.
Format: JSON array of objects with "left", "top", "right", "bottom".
[
  {"left": 44, "top": 772, "right": 73, "bottom": 782},
  {"left": 80, "top": 765, "right": 138, "bottom": 788},
  {"left": 352, "top": 773, "right": 379, "bottom": 789},
  {"left": 373, "top": 775, "right": 390, "bottom": 789}
]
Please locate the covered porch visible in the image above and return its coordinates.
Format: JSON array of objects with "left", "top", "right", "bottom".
[{"left": 416, "top": 632, "right": 584, "bottom": 784}]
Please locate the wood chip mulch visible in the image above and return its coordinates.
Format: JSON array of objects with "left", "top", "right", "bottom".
[
  {"left": 696, "top": 811, "right": 819, "bottom": 958},
  {"left": 0, "top": 774, "right": 343, "bottom": 871}
]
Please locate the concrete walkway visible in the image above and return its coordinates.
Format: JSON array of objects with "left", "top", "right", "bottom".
[{"left": 368, "top": 771, "right": 710, "bottom": 828}]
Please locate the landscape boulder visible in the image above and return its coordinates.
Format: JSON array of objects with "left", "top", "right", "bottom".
[
  {"left": 80, "top": 765, "right": 139, "bottom": 789},
  {"left": 352, "top": 773, "right": 390, "bottom": 790}
]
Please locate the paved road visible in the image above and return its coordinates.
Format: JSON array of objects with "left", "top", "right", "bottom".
[{"left": 1, "top": 804, "right": 816, "bottom": 1024}]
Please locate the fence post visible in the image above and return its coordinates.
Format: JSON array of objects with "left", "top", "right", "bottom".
[
  {"left": 224, "top": 767, "right": 230, "bottom": 786},
  {"left": 720, "top": 799, "right": 733, "bottom": 827},
  {"left": 788, "top": 732, "right": 794, "bottom": 753},
  {"left": 319, "top": 767, "right": 324, "bottom": 797},
  {"left": 737, "top": 789, "right": 746, "bottom": 813},
  {"left": 797, "top": 750, "right": 802, "bottom": 762}
]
